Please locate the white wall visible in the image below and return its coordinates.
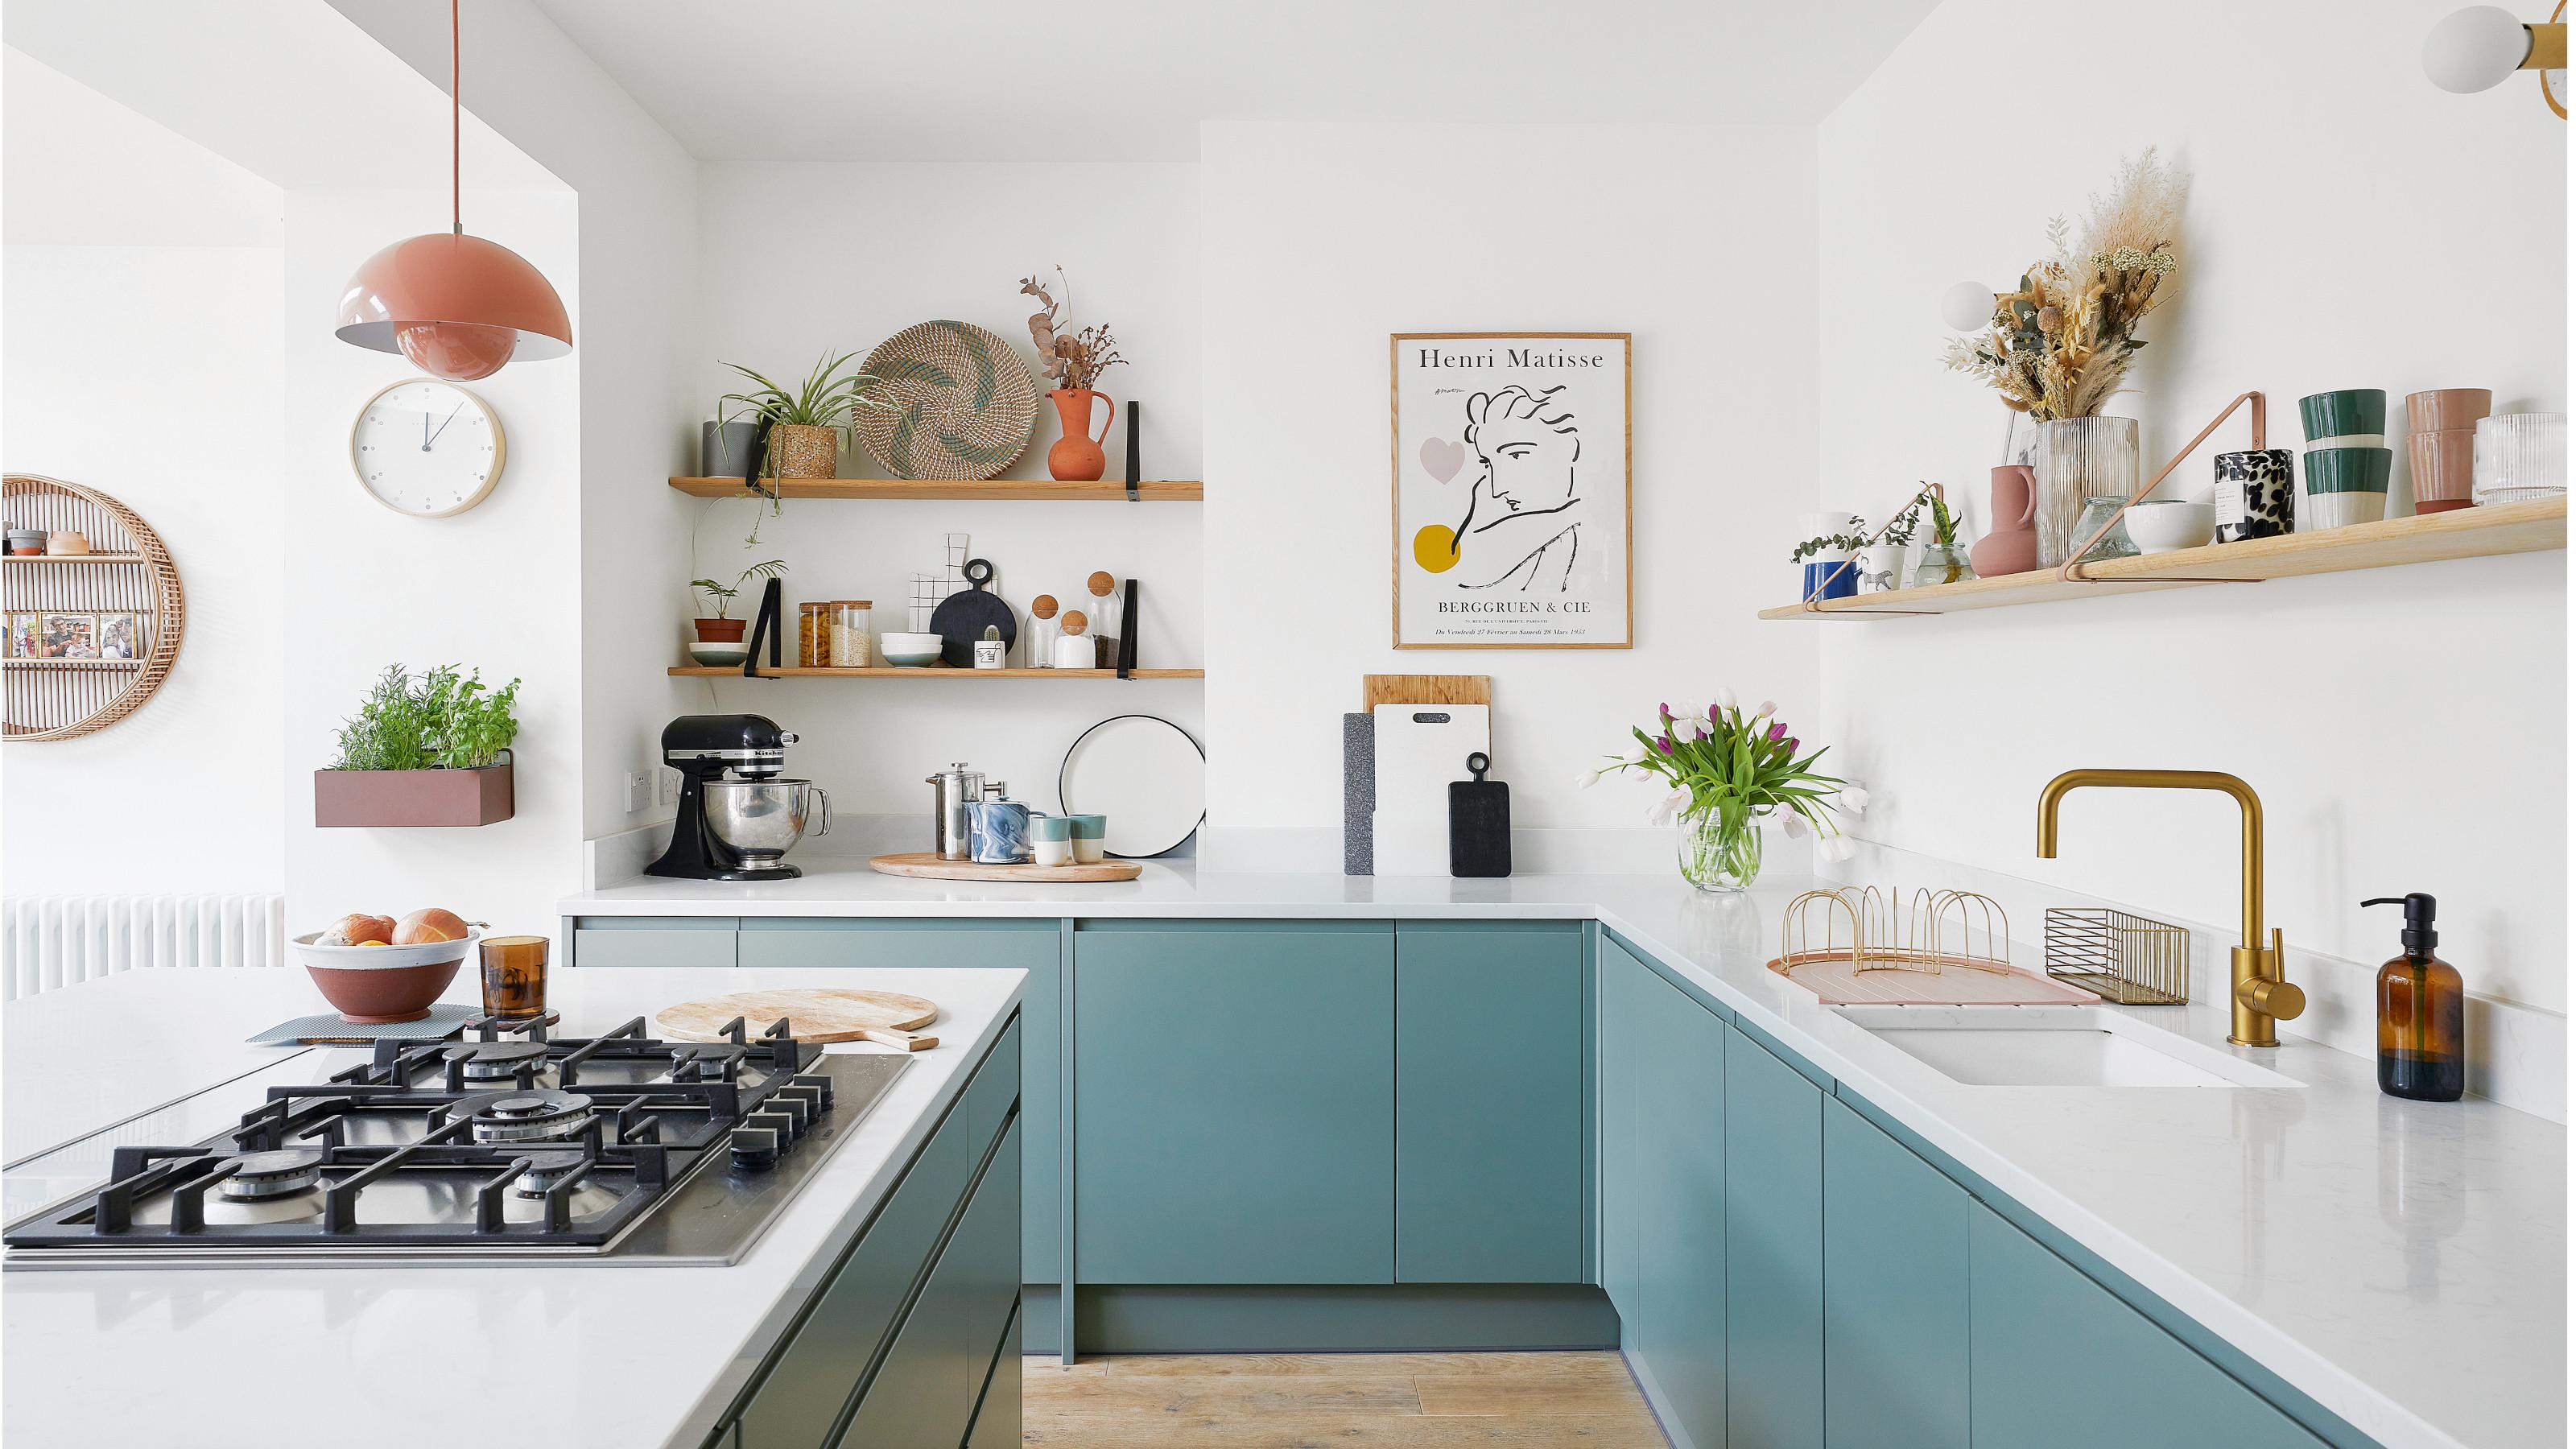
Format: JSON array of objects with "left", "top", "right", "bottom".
[
  {"left": 1814, "top": 0, "right": 2568, "bottom": 1026},
  {"left": 1199, "top": 122, "right": 1824, "bottom": 866},
  {"left": 2, "top": 50, "right": 287, "bottom": 898},
  {"left": 684, "top": 161, "right": 1206, "bottom": 824}
]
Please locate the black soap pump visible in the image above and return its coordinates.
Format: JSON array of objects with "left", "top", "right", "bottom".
[{"left": 2363, "top": 894, "right": 2465, "bottom": 1103}]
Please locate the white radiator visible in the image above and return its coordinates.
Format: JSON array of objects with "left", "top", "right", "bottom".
[{"left": 1, "top": 894, "right": 285, "bottom": 1001}]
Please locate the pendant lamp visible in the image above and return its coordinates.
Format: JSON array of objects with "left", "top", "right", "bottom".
[{"left": 335, "top": 0, "right": 570, "bottom": 379}]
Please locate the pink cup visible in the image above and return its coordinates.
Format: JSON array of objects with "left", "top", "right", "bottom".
[
  {"left": 2405, "top": 389, "right": 2492, "bottom": 433},
  {"left": 2410, "top": 428, "right": 2478, "bottom": 513}
]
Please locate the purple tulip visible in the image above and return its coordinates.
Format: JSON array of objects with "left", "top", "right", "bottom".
[
  {"left": 1767, "top": 721, "right": 1787, "bottom": 741},
  {"left": 1658, "top": 702, "right": 1672, "bottom": 720},
  {"left": 1707, "top": 704, "right": 1722, "bottom": 721},
  {"left": 1783, "top": 737, "right": 1799, "bottom": 754},
  {"left": 1654, "top": 737, "right": 1674, "bottom": 755}
]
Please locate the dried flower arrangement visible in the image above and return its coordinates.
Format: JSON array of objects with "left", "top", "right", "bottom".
[
  {"left": 1019, "top": 266, "right": 1127, "bottom": 392},
  {"left": 1942, "top": 150, "right": 2189, "bottom": 421}
]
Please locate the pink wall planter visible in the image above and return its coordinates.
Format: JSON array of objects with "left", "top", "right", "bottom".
[{"left": 314, "top": 759, "right": 514, "bottom": 828}]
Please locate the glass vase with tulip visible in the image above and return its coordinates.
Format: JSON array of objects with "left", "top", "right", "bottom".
[{"left": 1583, "top": 692, "right": 1868, "bottom": 893}]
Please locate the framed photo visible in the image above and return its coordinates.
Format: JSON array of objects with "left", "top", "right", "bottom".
[
  {"left": 95, "top": 612, "right": 142, "bottom": 660},
  {"left": 5, "top": 613, "right": 35, "bottom": 659},
  {"left": 1391, "top": 332, "right": 1631, "bottom": 649},
  {"left": 39, "top": 613, "right": 96, "bottom": 659}
]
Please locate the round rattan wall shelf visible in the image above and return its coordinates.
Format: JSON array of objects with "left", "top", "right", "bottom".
[{"left": 2, "top": 474, "right": 186, "bottom": 741}]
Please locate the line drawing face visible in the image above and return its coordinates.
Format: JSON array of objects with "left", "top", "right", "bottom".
[{"left": 1452, "top": 383, "right": 1585, "bottom": 592}]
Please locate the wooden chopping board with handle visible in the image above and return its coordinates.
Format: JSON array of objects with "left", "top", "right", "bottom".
[{"left": 655, "top": 988, "right": 940, "bottom": 1051}]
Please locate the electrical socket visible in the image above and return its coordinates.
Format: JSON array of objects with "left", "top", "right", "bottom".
[
  {"left": 623, "top": 770, "right": 650, "bottom": 813},
  {"left": 657, "top": 767, "right": 680, "bottom": 806}
]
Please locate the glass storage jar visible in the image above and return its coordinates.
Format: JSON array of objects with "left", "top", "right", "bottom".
[
  {"left": 832, "top": 601, "right": 873, "bottom": 667},
  {"left": 797, "top": 602, "right": 831, "bottom": 667}
]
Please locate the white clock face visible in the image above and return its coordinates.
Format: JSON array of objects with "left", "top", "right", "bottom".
[{"left": 350, "top": 381, "right": 505, "bottom": 518}]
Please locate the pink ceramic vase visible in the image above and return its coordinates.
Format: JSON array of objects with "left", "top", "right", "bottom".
[{"left": 1968, "top": 465, "right": 2039, "bottom": 576}]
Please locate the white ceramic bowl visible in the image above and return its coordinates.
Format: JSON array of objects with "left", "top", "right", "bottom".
[
  {"left": 879, "top": 630, "right": 944, "bottom": 667},
  {"left": 291, "top": 926, "right": 481, "bottom": 972},
  {"left": 2121, "top": 501, "right": 2215, "bottom": 553},
  {"left": 689, "top": 640, "right": 752, "bottom": 667}
]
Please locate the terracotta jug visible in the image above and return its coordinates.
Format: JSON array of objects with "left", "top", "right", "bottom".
[
  {"left": 1969, "top": 464, "right": 2039, "bottom": 576},
  {"left": 1046, "top": 389, "right": 1117, "bottom": 481}
]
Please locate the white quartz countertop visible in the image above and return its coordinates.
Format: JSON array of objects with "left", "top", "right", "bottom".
[
  {"left": 2, "top": 964, "right": 1025, "bottom": 1449},
  {"left": 566, "top": 859, "right": 2566, "bottom": 1449}
]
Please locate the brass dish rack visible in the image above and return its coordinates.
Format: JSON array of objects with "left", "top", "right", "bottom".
[{"left": 1772, "top": 885, "right": 2013, "bottom": 976}]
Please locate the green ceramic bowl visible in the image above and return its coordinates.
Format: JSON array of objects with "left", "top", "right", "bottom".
[
  {"left": 2304, "top": 446, "right": 2392, "bottom": 494},
  {"left": 2297, "top": 389, "right": 2387, "bottom": 443}
]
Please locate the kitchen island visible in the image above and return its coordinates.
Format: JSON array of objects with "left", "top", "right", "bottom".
[
  {"left": 1, "top": 964, "right": 1025, "bottom": 1449},
  {"left": 558, "top": 857, "right": 2567, "bottom": 1449}
]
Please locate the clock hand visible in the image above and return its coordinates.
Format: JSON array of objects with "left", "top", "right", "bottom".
[
  {"left": 425, "top": 401, "right": 468, "bottom": 449},
  {"left": 421, "top": 407, "right": 431, "bottom": 452}
]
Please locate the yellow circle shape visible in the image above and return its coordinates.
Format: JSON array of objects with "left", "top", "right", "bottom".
[{"left": 1413, "top": 523, "right": 1460, "bottom": 573}]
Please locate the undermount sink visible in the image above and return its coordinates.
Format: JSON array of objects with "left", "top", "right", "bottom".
[{"left": 1835, "top": 1005, "right": 2306, "bottom": 1088}]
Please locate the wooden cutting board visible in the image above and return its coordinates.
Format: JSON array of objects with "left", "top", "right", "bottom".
[
  {"left": 1361, "top": 674, "right": 1491, "bottom": 709},
  {"left": 656, "top": 988, "right": 941, "bottom": 1051},
  {"left": 869, "top": 852, "right": 1141, "bottom": 883}
]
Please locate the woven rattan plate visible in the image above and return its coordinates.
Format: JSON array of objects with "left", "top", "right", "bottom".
[{"left": 854, "top": 320, "right": 1038, "bottom": 480}]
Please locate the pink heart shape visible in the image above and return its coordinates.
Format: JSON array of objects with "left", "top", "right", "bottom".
[{"left": 1419, "top": 436, "right": 1465, "bottom": 485}]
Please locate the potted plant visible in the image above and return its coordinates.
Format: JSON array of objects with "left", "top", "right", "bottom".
[
  {"left": 1861, "top": 503, "right": 1914, "bottom": 593},
  {"left": 315, "top": 664, "right": 521, "bottom": 827},
  {"left": 689, "top": 559, "right": 786, "bottom": 645},
  {"left": 716, "top": 351, "right": 895, "bottom": 487},
  {"left": 1792, "top": 529, "right": 1871, "bottom": 602},
  {"left": 1020, "top": 267, "right": 1128, "bottom": 481},
  {"left": 1583, "top": 693, "right": 1865, "bottom": 892},
  {"left": 1911, "top": 489, "right": 1977, "bottom": 587}
]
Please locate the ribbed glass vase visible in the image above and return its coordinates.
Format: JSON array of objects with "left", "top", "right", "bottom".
[{"left": 2034, "top": 416, "right": 2140, "bottom": 568}]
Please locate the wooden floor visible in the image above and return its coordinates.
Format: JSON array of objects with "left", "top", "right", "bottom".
[{"left": 1023, "top": 1352, "right": 1671, "bottom": 1447}]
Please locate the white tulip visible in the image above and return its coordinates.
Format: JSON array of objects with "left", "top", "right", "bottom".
[
  {"left": 1755, "top": 700, "right": 1777, "bottom": 718},
  {"left": 1818, "top": 832, "right": 1860, "bottom": 863},
  {"left": 1780, "top": 812, "right": 1810, "bottom": 839},
  {"left": 1679, "top": 716, "right": 1710, "bottom": 741},
  {"left": 1715, "top": 686, "right": 1739, "bottom": 712},
  {"left": 1647, "top": 789, "right": 1690, "bottom": 827},
  {"left": 1575, "top": 769, "right": 1603, "bottom": 791},
  {"left": 1840, "top": 782, "right": 1871, "bottom": 815},
  {"left": 1670, "top": 700, "right": 1706, "bottom": 729}
]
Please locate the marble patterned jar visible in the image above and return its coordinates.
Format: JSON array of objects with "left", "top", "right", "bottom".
[{"left": 2214, "top": 449, "right": 2296, "bottom": 543}]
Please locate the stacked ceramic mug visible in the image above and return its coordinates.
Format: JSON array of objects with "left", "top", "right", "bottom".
[
  {"left": 2299, "top": 389, "right": 2392, "bottom": 530},
  {"left": 2405, "top": 389, "right": 2491, "bottom": 514}
]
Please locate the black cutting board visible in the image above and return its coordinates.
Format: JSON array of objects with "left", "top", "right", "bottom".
[
  {"left": 1448, "top": 751, "right": 1512, "bottom": 877},
  {"left": 928, "top": 557, "right": 1018, "bottom": 667}
]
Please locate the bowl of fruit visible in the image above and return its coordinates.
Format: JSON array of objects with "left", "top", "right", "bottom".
[{"left": 292, "top": 908, "right": 479, "bottom": 1023}]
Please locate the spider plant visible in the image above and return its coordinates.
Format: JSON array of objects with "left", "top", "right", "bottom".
[
  {"left": 691, "top": 559, "right": 788, "bottom": 621},
  {"left": 716, "top": 352, "right": 894, "bottom": 540}
]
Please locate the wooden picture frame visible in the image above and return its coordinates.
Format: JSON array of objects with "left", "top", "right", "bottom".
[{"left": 1390, "top": 332, "right": 1632, "bottom": 649}]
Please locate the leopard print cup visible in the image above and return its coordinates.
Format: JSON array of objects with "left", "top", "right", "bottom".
[{"left": 2214, "top": 450, "right": 2296, "bottom": 543}]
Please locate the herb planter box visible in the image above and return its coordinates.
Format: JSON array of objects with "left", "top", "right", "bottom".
[{"left": 315, "top": 757, "right": 514, "bottom": 828}]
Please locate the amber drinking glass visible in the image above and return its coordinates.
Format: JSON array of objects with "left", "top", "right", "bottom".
[{"left": 477, "top": 934, "right": 551, "bottom": 1021}]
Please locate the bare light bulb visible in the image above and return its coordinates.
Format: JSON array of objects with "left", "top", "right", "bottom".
[
  {"left": 1939, "top": 280, "right": 1996, "bottom": 332},
  {"left": 2423, "top": 6, "right": 2534, "bottom": 92}
]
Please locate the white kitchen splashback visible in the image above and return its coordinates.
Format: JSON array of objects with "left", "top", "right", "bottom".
[{"left": 1, "top": 893, "right": 284, "bottom": 1001}]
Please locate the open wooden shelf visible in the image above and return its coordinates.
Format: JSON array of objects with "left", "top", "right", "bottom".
[
  {"left": 669, "top": 665, "right": 1204, "bottom": 679},
  {"left": 2, "top": 657, "right": 143, "bottom": 670},
  {"left": 2, "top": 553, "right": 150, "bottom": 564},
  {"left": 668, "top": 477, "right": 1203, "bottom": 502},
  {"left": 1759, "top": 495, "right": 2566, "bottom": 621}
]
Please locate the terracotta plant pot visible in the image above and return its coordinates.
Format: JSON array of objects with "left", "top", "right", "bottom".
[
  {"left": 314, "top": 759, "right": 515, "bottom": 828},
  {"left": 1046, "top": 389, "right": 1117, "bottom": 481},
  {"left": 694, "top": 617, "right": 747, "bottom": 643},
  {"left": 766, "top": 423, "right": 839, "bottom": 479}
]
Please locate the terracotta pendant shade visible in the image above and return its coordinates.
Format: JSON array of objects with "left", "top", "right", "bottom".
[{"left": 336, "top": 232, "right": 571, "bottom": 381}]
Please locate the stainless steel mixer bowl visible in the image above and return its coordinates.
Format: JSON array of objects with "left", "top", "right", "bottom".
[{"left": 702, "top": 778, "right": 831, "bottom": 869}]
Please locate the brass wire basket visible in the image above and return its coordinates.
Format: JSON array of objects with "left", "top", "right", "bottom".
[
  {"left": 2042, "top": 907, "right": 2190, "bottom": 1005},
  {"left": 1773, "top": 885, "right": 2013, "bottom": 976}
]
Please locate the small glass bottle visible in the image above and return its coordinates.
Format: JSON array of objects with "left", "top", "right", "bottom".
[
  {"left": 1087, "top": 572, "right": 1121, "bottom": 668},
  {"left": 1027, "top": 594, "right": 1059, "bottom": 668},
  {"left": 797, "top": 602, "right": 831, "bottom": 667},
  {"left": 832, "top": 601, "right": 873, "bottom": 667}
]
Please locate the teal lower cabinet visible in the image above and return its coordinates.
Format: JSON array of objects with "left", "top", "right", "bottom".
[
  {"left": 737, "top": 918, "right": 1065, "bottom": 1302},
  {"left": 1723, "top": 1022, "right": 1825, "bottom": 1449},
  {"left": 1967, "top": 1202, "right": 2327, "bottom": 1449},
  {"left": 716, "top": 1016, "right": 1021, "bottom": 1449},
  {"left": 569, "top": 915, "right": 737, "bottom": 968},
  {"left": 963, "top": 1301, "right": 1022, "bottom": 1449},
  {"left": 1072, "top": 921, "right": 1397, "bottom": 1284},
  {"left": 1394, "top": 921, "right": 1584, "bottom": 1283},
  {"left": 1596, "top": 936, "right": 1645, "bottom": 1331},
  {"left": 1823, "top": 1096, "right": 1969, "bottom": 1449},
  {"left": 1633, "top": 960, "right": 1728, "bottom": 1449}
]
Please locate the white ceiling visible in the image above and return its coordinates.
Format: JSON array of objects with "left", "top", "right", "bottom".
[{"left": 530, "top": 0, "right": 1942, "bottom": 161}]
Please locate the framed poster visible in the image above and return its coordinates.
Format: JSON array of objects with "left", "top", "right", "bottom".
[{"left": 1390, "top": 332, "right": 1631, "bottom": 648}]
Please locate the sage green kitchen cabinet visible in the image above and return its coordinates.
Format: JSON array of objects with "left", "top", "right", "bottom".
[
  {"left": 963, "top": 1301, "right": 1022, "bottom": 1449},
  {"left": 737, "top": 918, "right": 1063, "bottom": 1286},
  {"left": 1634, "top": 963, "right": 1728, "bottom": 1449},
  {"left": 1394, "top": 921, "right": 1583, "bottom": 1283},
  {"left": 1071, "top": 921, "right": 1397, "bottom": 1284},
  {"left": 570, "top": 915, "right": 737, "bottom": 968},
  {"left": 1967, "top": 1202, "right": 2327, "bottom": 1449},
  {"left": 1595, "top": 935, "right": 1645, "bottom": 1331},
  {"left": 1724, "top": 1021, "right": 1826, "bottom": 1449},
  {"left": 1823, "top": 1096, "right": 1970, "bottom": 1449}
]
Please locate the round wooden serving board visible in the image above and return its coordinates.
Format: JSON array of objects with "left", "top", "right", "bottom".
[
  {"left": 869, "top": 852, "right": 1142, "bottom": 883},
  {"left": 655, "top": 988, "right": 938, "bottom": 1044}
]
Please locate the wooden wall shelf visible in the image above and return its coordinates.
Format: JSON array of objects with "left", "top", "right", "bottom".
[
  {"left": 1759, "top": 496, "right": 2566, "bottom": 621},
  {"left": 668, "top": 477, "right": 1203, "bottom": 502},
  {"left": 669, "top": 666, "right": 1205, "bottom": 679},
  {"left": 2, "top": 553, "right": 151, "bottom": 564}
]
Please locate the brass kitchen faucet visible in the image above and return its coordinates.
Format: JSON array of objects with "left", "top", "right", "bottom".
[{"left": 2036, "top": 770, "right": 2306, "bottom": 1048}]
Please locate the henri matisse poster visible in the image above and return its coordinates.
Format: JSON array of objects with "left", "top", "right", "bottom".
[{"left": 1391, "top": 332, "right": 1631, "bottom": 648}]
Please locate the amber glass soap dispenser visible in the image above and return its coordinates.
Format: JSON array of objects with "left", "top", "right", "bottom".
[{"left": 2363, "top": 894, "right": 2464, "bottom": 1102}]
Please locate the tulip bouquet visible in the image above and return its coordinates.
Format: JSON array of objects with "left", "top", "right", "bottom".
[{"left": 1583, "top": 691, "right": 1865, "bottom": 891}]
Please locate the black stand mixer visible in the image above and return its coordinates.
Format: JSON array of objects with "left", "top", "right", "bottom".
[{"left": 647, "top": 714, "right": 824, "bottom": 881}]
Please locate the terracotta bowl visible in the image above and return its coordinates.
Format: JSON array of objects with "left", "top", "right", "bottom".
[{"left": 291, "top": 928, "right": 477, "bottom": 1024}]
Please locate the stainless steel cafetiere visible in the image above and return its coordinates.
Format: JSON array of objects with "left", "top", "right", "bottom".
[{"left": 926, "top": 763, "right": 984, "bottom": 860}]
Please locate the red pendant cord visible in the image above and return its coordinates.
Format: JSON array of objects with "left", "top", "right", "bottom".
[{"left": 450, "top": 0, "right": 462, "bottom": 235}]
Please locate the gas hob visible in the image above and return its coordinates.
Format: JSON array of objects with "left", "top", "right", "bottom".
[{"left": 2, "top": 1011, "right": 907, "bottom": 1268}]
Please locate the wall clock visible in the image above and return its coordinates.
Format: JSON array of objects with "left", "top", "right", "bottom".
[{"left": 349, "top": 379, "right": 506, "bottom": 518}]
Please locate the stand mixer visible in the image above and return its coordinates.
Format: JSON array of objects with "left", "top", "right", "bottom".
[{"left": 647, "top": 714, "right": 831, "bottom": 881}]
